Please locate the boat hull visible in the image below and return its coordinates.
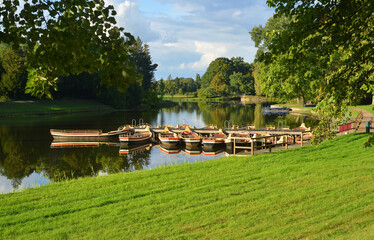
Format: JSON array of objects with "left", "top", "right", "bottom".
[
  {"left": 158, "top": 132, "right": 181, "bottom": 145},
  {"left": 119, "top": 132, "right": 152, "bottom": 146},
  {"left": 50, "top": 129, "right": 129, "bottom": 142}
]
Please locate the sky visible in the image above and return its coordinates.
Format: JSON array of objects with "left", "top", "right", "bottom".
[{"left": 103, "top": 0, "right": 274, "bottom": 80}]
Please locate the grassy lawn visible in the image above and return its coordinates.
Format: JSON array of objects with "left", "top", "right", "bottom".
[
  {"left": 0, "top": 99, "right": 114, "bottom": 116},
  {"left": 1, "top": 133, "right": 374, "bottom": 239},
  {"left": 349, "top": 105, "right": 374, "bottom": 118}
]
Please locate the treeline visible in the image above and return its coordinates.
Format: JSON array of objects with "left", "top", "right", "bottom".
[
  {"left": 0, "top": 37, "right": 160, "bottom": 109},
  {"left": 155, "top": 57, "right": 255, "bottom": 98}
]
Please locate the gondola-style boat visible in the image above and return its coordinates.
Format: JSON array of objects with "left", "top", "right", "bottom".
[
  {"left": 158, "top": 127, "right": 181, "bottom": 145},
  {"left": 50, "top": 125, "right": 131, "bottom": 141},
  {"left": 201, "top": 129, "right": 227, "bottom": 147},
  {"left": 225, "top": 132, "right": 251, "bottom": 147},
  {"left": 180, "top": 126, "right": 201, "bottom": 146},
  {"left": 50, "top": 141, "right": 120, "bottom": 148},
  {"left": 118, "top": 127, "right": 153, "bottom": 145}
]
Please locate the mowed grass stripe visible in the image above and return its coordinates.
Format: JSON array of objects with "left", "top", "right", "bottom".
[{"left": 1, "top": 133, "right": 374, "bottom": 239}]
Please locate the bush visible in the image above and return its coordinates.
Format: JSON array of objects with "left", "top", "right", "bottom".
[{"left": 198, "top": 87, "right": 217, "bottom": 98}]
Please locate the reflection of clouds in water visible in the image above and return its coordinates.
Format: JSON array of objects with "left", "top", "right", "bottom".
[
  {"left": 0, "top": 176, "right": 14, "bottom": 194},
  {"left": 19, "top": 172, "right": 50, "bottom": 189}
]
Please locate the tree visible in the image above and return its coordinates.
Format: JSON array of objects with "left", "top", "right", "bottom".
[
  {"left": 156, "top": 78, "right": 165, "bottom": 96},
  {"left": 181, "top": 78, "right": 197, "bottom": 93},
  {"left": 210, "top": 73, "right": 229, "bottom": 96},
  {"left": 201, "top": 57, "right": 234, "bottom": 88},
  {"left": 254, "top": 0, "right": 374, "bottom": 142},
  {"left": 197, "top": 87, "right": 217, "bottom": 98},
  {"left": 0, "top": 0, "right": 139, "bottom": 98},
  {"left": 195, "top": 73, "right": 201, "bottom": 88},
  {"left": 0, "top": 45, "right": 28, "bottom": 99},
  {"left": 250, "top": 15, "right": 319, "bottom": 104},
  {"left": 229, "top": 72, "right": 254, "bottom": 95},
  {"left": 129, "top": 37, "right": 158, "bottom": 91}
]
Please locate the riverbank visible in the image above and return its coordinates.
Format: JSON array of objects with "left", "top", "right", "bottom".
[
  {"left": 0, "top": 99, "right": 169, "bottom": 117},
  {"left": 1, "top": 133, "right": 373, "bottom": 239},
  {"left": 0, "top": 99, "right": 115, "bottom": 117},
  {"left": 163, "top": 95, "right": 275, "bottom": 103}
]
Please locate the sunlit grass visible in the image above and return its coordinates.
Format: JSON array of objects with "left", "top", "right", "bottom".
[
  {"left": 1, "top": 133, "right": 374, "bottom": 239},
  {"left": 349, "top": 105, "right": 374, "bottom": 118}
]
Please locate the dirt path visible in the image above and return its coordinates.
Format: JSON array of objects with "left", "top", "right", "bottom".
[{"left": 353, "top": 108, "right": 374, "bottom": 133}]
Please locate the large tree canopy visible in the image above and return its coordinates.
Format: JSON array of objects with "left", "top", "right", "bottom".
[
  {"left": 258, "top": 0, "right": 374, "bottom": 142},
  {"left": 251, "top": 16, "right": 320, "bottom": 104},
  {"left": 0, "top": 0, "right": 139, "bottom": 98}
]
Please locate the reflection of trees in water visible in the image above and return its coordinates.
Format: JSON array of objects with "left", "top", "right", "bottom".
[
  {"left": 254, "top": 104, "right": 266, "bottom": 128},
  {"left": 0, "top": 123, "right": 152, "bottom": 186},
  {"left": 267, "top": 114, "right": 319, "bottom": 129},
  {"left": 197, "top": 102, "right": 256, "bottom": 128},
  {"left": 0, "top": 127, "right": 39, "bottom": 189},
  {"left": 125, "top": 150, "right": 150, "bottom": 171},
  {"left": 43, "top": 145, "right": 151, "bottom": 182},
  {"left": 0, "top": 104, "right": 319, "bottom": 192}
]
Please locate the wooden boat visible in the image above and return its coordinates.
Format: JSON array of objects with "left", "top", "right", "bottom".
[
  {"left": 158, "top": 127, "right": 181, "bottom": 145},
  {"left": 50, "top": 141, "right": 119, "bottom": 148},
  {"left": 119, "top": 127, "right": 153, "bottom": 145},
  {"left": 225, "top": 132, "right": 251, "bottom": 147},
  {"left": 262, "top": 106, "right": 291, "bottom": 114},
  {"left": 50, "top": 125, "right": 131, "bottom": 141},
  {"left": 180, "top": 126, "right": 201, "bottom": 146},
  {"left": 202, "top": 129, "right": 227, "bottom": 147}
]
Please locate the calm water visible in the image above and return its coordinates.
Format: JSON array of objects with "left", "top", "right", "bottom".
[{"left": 0, "top": 102, "right": 317, "bottom": 194}]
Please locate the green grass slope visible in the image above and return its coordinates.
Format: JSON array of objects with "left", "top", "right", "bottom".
[{"left": 1, "top": 133, "right": 374, "bottom": 239}]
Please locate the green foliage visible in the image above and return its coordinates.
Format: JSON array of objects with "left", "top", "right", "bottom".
[
  {"left": 250, "top": 16, "right": 319, "bottom": 104},
  {"left": 0, "top": 0, "right": 140, "bottom": 98},
  {"left": 201, "top": 57, "right": 234, "bottom": 88},
  {"left": 197, "top": 87, "right": 217, "bottom": 98},
  {"left": 254, "top": 0, "right": 374, "bottom": 143},
  {"left": 25, "top": 67, "right": 58, "bottom": 99},
  {"left": 210, "top": 73, "right": 229, "bottom": 96},
  {"left": 0, "top": 45, "right": 28, "bottom": 99},
  {"left": 129, "top": 37, "right": 158, "bottom": 91},
  {"left": 201, "top": 57, "right": 255, "bottom": 96},
  {"left": 1, "top": 134, "right": 374, "bottom": 239},
  {"left": 229, "top": 72, "right": 255, "bottom": 95},
  {"left": 142, "top": 88, "right": 163, "bottom": 107}
]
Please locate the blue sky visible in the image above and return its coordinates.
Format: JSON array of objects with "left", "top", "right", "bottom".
[{"left": 104, "top": 0, "right": 274, "bottom": 79}]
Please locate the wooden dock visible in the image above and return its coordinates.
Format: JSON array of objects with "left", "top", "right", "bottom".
[{"left": 133, "top": 126, "right": 312, "bottom": 156}]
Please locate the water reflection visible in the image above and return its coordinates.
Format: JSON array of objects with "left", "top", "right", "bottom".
[{"left": 0, "top": 102, "right": 318, "bottom": 193}]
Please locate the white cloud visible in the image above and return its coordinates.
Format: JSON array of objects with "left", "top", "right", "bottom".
[
  {"left": 181, "top": 41, "right": 228, "bottom": 70},
  {"left": 105, "top": 0, "right": 160, "bottom": 42},
  {"left": 104, "top": 0, "right": 274, "bottom": 79}
]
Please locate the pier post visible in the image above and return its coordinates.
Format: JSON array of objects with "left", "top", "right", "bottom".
[
  {"left": 285, "top": 135, "right": 288, "bottom": 149},
  {"left": 301, "top": 132, "right": 303, "bottom": 147},
  {"left": 251, "top": 140, "right": 254, "bottom": 155},
  {"left": 234, "top": 138, "right": 236, "bottom": 155}
]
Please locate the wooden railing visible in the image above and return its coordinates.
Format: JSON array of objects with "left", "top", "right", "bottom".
[
  {"left": 353, "top": 112, "right": 363, "bottom": 131},
  {"left": 231, "top": 131, "right": 312, "bottom": 155}
]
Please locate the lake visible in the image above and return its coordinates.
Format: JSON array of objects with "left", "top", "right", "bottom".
[{"left": 0, "top": 102, "right": 317, "bottom": 194}]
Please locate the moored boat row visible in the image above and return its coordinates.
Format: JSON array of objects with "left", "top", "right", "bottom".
[{"left": 51, "top": 123, "right": 312, "bottom": 147}]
